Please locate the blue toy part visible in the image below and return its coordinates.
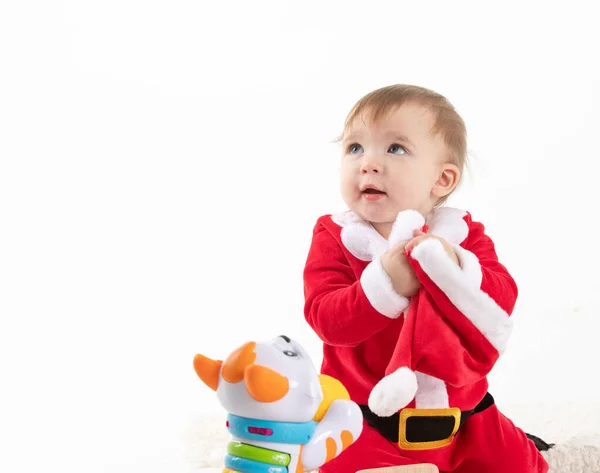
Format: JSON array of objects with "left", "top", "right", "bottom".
[
  {"left": 224, "top": 454, "right": 287, "bottom": 473},
  {"left": 227, "top": 413, "right": 317, "bottom": 445}
]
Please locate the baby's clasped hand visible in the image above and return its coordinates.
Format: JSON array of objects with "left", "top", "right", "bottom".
[
  {"left": 405, "top": 228, "right": 460, "bottom": 266},
  {"left": 380, "top": 241, "right": 421, "bottom": 298}
]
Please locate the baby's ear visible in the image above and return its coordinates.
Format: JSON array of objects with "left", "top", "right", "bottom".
[{"left": 432, "top": 163, "right": 461, "bottom": 199}]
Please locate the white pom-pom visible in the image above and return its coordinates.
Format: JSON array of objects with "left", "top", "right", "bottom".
[{"left": 368, "top": 367, "right": 418, "bottom": 417}]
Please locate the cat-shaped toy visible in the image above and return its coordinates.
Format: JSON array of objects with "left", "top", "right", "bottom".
[{"left": 193, "top": 335, "right": 363, "bottom": 472}]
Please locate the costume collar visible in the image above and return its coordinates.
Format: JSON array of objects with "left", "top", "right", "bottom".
[{"left": 331, "top": 207, "right": 469, "bottom": 261}]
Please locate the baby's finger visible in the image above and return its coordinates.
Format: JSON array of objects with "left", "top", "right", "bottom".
[{"left": 405, "top": 235, "right": 425, "bottom": 253}]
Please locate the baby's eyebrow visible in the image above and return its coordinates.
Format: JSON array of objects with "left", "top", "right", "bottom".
[
  {"left": 390, "top": 134, "right": 415, "bottom": 147},
  {"left": 342, "top": 132, "right": 361, "bottom": 142}
]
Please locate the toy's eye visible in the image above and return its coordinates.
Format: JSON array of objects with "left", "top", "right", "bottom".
[{"left": 283, "top": 350, "right": 298, "bottom": 357}]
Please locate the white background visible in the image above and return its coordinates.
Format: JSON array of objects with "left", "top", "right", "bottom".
[{"left": 1, "top": 1, "right": 599, "bottom": 472}]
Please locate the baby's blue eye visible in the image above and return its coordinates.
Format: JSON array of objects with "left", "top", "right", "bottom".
[
  {"left": 348, "top": 143, "right": 364, "bottom": 155},
  {"left": 388, "top": 144, "right": 407, "bottom": 155}
]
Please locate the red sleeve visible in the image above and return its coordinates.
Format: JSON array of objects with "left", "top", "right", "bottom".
[
  {"left": 303, "top": 219, "right": 409, "bottom": 347},
  {"left": 408, "top": 213, "right": 517, "bottom": 386}
]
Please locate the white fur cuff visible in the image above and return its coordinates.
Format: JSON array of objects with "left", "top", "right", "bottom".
[
  {"left": 453, "top": 244, "right": 483, "bottom": 288},
  {"left": 411, "top": 238, "right": 512, "bottom": 353},
  {"left": 360, "top": 257, "right": 410, "bottom": 319}
]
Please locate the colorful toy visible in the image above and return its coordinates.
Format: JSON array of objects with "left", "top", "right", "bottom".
[{"left": 193, "top": 335, "right": 363, "bottom": 472}]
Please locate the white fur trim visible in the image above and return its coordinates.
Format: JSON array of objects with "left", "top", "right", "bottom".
[
  {"left": 368, "top": 367, "right": 418, "bottom": 417},
  {"left": 331, "top": 207, "right": 468, "bottom": 262},
  {"left": 388, "top": 210, "right": 425, "bottom": 246},
  {"left": 415, "top": 372, "right": 449, "bottom": 408},
  {"left": 453, "top": 245, "right": 483, "bottom": 288},
  {"left": 360, "top": 257, "right": 409, "bottom": 318},
  {"left": 331, "top": 211, "right": 387, "bottom": 261},
  {"left": 428, "top": 207, "right": 469, "bottom": 245},
  {"left": 411, "top": 238, "right": 512, "bottom": 353}
]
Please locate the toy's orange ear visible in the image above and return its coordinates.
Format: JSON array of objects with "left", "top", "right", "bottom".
[
  {"left": 244, "top": 364, "right": 289, "bottom": 402},
  {"left": 193, "top": 354, "right": 223, "bottom": 391}
]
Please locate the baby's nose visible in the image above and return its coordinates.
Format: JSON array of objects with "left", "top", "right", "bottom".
[{"left": 360, "top": 154, "right": 383, "bottom": 173}]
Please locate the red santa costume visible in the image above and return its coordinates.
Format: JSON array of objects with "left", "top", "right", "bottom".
[{"left": 303, "top": 207, "right": 549, "bottom": 473}]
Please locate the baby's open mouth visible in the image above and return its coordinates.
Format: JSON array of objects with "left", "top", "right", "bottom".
[
  {"left": 361, "top": 186, "right": 387, "bottom": 201},
  {"left": 362, "top": 188, "right": 386, "bottom": 195}
]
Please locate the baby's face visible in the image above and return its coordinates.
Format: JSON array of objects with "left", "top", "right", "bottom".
[{"left": 340, "top": 102, "right": 449, "bottom": 236}]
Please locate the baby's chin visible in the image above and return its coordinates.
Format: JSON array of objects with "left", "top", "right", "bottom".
[
  {"left": 351, "top": 206, "right": 407, "bottom": 224},
  {"left": 350, "top": 206, "right": 416, "bottom": 224}
]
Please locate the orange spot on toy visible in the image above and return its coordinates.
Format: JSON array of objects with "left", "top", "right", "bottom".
[
  {"left": 295, "top": 446, "right": 304, "bottom": 473},
  {"left": 222, "top": 341, "right": 257, "bottom": 384},
  {"left": 325, "top": 437, "right": 337, "bottom": 462},
  {"left": 341, "top": 430, "right": 354, "bottom": 450}
]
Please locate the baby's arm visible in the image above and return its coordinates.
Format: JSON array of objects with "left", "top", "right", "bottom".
[
  {"left": 304, "top": 221, "right": 409, "bottom": 347},
  {"left": 407, "top": 215, "right": 517, "bottom": 385}
]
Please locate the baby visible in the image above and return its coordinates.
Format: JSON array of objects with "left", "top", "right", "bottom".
[{"left": 303, "top": 85, "right": 550, "bottom": 473}]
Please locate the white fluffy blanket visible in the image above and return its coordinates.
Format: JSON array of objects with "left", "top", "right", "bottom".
[{"left": 183, "top": 401, "right": 600, "bottom": 472}]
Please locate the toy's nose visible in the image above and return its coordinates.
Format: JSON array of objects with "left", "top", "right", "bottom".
[{"left": 222, "top": 341, "right": 257, "bottom": 384}]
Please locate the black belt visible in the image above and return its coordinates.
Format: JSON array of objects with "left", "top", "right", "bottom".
[{"left": 359, "top": 392, "right": 495, "bottom": 450}]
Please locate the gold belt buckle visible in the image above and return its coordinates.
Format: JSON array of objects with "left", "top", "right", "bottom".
[{"left": 398, "top": 407, "right": 461, "bottom": 450}]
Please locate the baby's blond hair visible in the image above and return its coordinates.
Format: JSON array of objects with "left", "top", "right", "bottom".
[{"left": 341, "top": 84, "right": 467, "bottom": 205}]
